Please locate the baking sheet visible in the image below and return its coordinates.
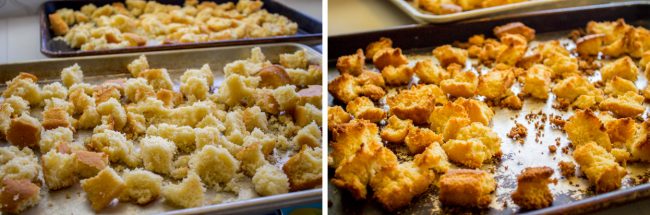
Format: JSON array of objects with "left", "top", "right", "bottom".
[
  {"left": 0, "top": 43, "right": 322, "bottom": 215},
  {"left": 327, "top": 2, "right": 650, "bottom": 214},
  {"left": 40, "top": 0, "right": 322, "bottom": 57},
  {"left": 389, "top": 0, "right": 561, "bottom": 23}
]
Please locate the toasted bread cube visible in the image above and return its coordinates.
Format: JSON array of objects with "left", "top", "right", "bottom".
[
  {"left": 61, "top": 64, "right": 84, "bottom": 87},
  {"left": 455, "top": 98, "right": 494, "bottom": 125},
  {"left": 493, "top": 22, "right": 535, "bottom": 41},
  {"left": 433, "top": 45, "right": 468, "bottom": 67},
  {"left": 366, "top": 37, "right": 392, "bottom": 59},
  {"left": 190, "top": 145, "right": 240, "bottom": 188},
  {"left": 495, "top": 34, "right": 528, "bottom": 66},
  {"left": 346, "top": 97, "right": 386, "bottom": 123},
  {"left": 456, "top": 122, "right": 501, "bottom": 156},
  {"left": 388, "top": 84, "right": 447, "bottom": 124},
  {"left": 428, "top": 102, "right": 469, "bottom": 133},
  {"left": 3, "top": 76, "right": 42, "bottom": 106},
  {"left": 127, "top": 55, "right": 149, "bottom": 77},
  {"left": 81, "top": 167, "right": 126, "bottom": 211},
  {"left": 332, "top": 144, "right": 398, "bottom": 200},
  {"left": 139, "top": 68, "right": 173, "bottom": 90},
  {"left": 162, "top": 172, "right": 205, "bottom": 208},
  {"left": 49, "top": 13, "right": 69, "bottom": 36},
  {"left": 414, "top": 141, "right": 450, "bottom": 173},
  {"left": 604, "top": 76, "right": 637, "bottom": 96},
  {"left": 119, "top": 169, "right": 163, "bottom": 205},
  {"left": 0, "top": 179, "right": 40, "bottom": 213},
  {"left": 38, "top": 127, "right": 73, "bottom": 153},
  {"left": 628, "top": 121, "right": 650, "bottom": 162},
  {"left": 611, "top": 148, "right": 631, "bottom": 166},
  {"left": 380, "top": 116, "right": 413, "bottom": 143},
  {"left": 283, "top": 146, "right": 322, "bottom": 191},
  {"left": 41, "top": 82, "right": 68, "bottom": 101},
  {"left": 439, "top": 169, "right": 496, "bottom": 208},
  {"left": 373, "top": 48, "right": 408, "bottom": 70},
  {"left": 146, "top": 123, "right": 195, "bottom": 153},
  {"left": 576, "top": 34, "right": 605, "bottom": 56},
  {"left": 381, "top": 64, "right": 413, "bottom": 86},
  {"left": 511, "top": 167, "right": 554, "bottom": 209},
  {"left": 369, "top": 161, "right": 435, "bottom": 211},
  {"left": 477, "top": 64, "right": 515, "bottom": 100},
  {"left": 520, "top": 64, "right": 552, "bottom": 99},
  {"left": 600, "top": 91, "right": 645, "bottom": 118},
  {"left": 252, "top": 164, "right": 290, "bottom": 196},
  {"left": 565, "top": 110, "right": 612, "bottom": 151},
  {"left": 537, "top": 41, "right": 579, "bottom": 78},
  {"left": 443, "top": 139, "right": 490, "bottom": 168},
  {"left": 413, "top": 60, "right": 450, "bottom": 85},
  {"left": 404, "top": 127, "right": 442, "bottom": 154},
  {"left": 441, "top": 70, "right": 478, "bottom": 98},
  {"left": 292, "top": 122, "right": 321, "bottom": 148},
  {"left": 42, "top": 107, "right": 72, "bottom": 130},
  {"left": 552, "top": 76, "right": 603, "bottom": 104},
  {"left": 573, "top": 142, "right": 626, "bottom": 193},
  {"left": 279, "top": 50, "right": 308, "bottom": 69},
  {"left": 329, "top": 119, "right": 383, "bottom": 168},
  {"left": 603, "top": 117, "right": 636, "bottom": 148},
  {"left": 586, "top": 19, "right": 630, "bottom": 44},
  {"left": 41, "top": 151, "right": 77, "bottom": 190},
  {"left": 73, "top": 150, "right": 108, "bottom": 178},
  {"left": 88, "top": 130, "right": 140, "bottom": 167},
  {"left": 601, "top": 56, "right": 638, "bottom": 81},
  {"left": 140, "top": 136, "right": 177, "bottom": 175},
  {"left": 328, "top": 106, "right": 352, "bottom": 130},
  {"left": 6, "top": 114, "right": 42, "bottom": 148},
  {"left": 328, "top": 74, "right": 383, "bottom": 104}
]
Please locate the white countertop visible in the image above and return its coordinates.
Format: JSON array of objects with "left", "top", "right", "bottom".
[{"left": 0, "top": 0, "right": 322, "bottom": 63}]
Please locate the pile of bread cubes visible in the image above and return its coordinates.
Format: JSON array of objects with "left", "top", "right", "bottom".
[{"left": 0, "top": 47, "right": 322, "bottom": 213}]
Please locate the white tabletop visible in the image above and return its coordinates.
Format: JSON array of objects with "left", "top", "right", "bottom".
[{"left": 0, "top": 0, "right": 322, "bottom": 63}]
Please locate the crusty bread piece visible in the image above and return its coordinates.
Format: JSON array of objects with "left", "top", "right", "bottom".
[
  {"left": 189, "top": 145, "right": 240, "bottom": 188},
  {"left": 138, "top": 68, "right": 173, "bottom": 90},
  {"left": 573, "top": 141, "right": 626, "bottom": 193},
  {"left": 279, "top": 50, "right": 308, "bottom": 69},
  {"left": 236, "top": 142, "right": 269, "bottom": 177},
  {"left": 6, "top": 113, "right": 42, "bottom": 148},
  {"left": 42, "top": 150, "right": 77, "bottom": 190},
  {"left": 336, "top": 49, "right": 365, "bottom": 76},
  {"left": 38, "top": 127, "right": 73, "bottom": 153},
  {"left": 162, "top": 172, "right": 205, "bottom": 208},
  {"left": 252, "top": 164, "right": 289, "bottom": 196},
  {"left": 119, "top": 169, "right": 163, "bottom": 205},
  {"left": 124, "top": 78, "right": 155, "bottom": 103},
  {"left": 146, "top": 123, "right": 195, "bottom": 153},
  {"left": 493, "top": 22, "right": 536, "bottom": 41},
  {"left": 413, "top": 60, "right": 449, "bottom": 85},
  {"left": 73, "top": 150, "right": 108, "bottom": 178},
  {"left": 381, "top": 64, "right": 413, "bottom": 86},
  {"left": 140, "top": 136, "right": 177, "bottom": 175},
  {"left": 283, "top": 145, "right": 322, "bottom": 191},
  {"left": 81, "top": 167, "right": 126, "bottom": 211},
  {"left": 404, "top": 126, "right": 442, "bottom": 154},
  {"left": 511, "top": 167, "right": 554, "bottom": 209},
  {"left": 292, "top": 122, "right": 321, "bottom": 148},
  {"left": 433, "top": 45, "right": 468, "bottom": 67},
  {"left": 380, "top": 115, "right": 413, "bottom": 143},
  {"left": 127, "top": 55, "right": 149, "bottom": 77},
  {"left": 0, "top": 179, "right": 41, "bottom": 213},
  {"left": 88, "top": 130, "right": 140, "bottom": 168},
  {"left": 61, "top": 63, "right": 84, "bottom": 87},
  {"left": 42, "top": 107, "right": 73, "bottom": 130},
  {"left": 294, "top": 103, "right": 321, "bottom": 127},
  {"left": 327, "top": 106, "right": 351, "bottom": 130},
  {"left": 388, "top": 84, "right": 447, "bottom": 124},
  {"left": 373, "top": 48, "right": 408, "bottom": 70},
  {"left": 564, "top": 110, "right": 612, "bottom": 151},
  {"left": 439, "top": 169, "right": 496, "bottom": 208}
]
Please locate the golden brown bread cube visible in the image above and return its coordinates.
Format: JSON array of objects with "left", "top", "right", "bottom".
[
  {"left": 332, "top": 145, "right": 398, "bottom": 200},
  {"left": 496, "top": 34, "right": 528, "bottom": 66},
  {"left": 372, "top": 48, "right": 409, "bottom": 70},
  {"left": 511, "top": 167, "right": 554, "bottom": 210},
  {"left": 587, "top": 19, "right": 630, "bottom": 44},
  {"left": 81, "top": 167, "right": 126, "bottom": 211},
  {"left": 493, "top": 22, "right": 535, "bottom": 41},
  {"left": 477, "top": 64, "right": 515, "bottom": 100},
  {"left": 443, "top": 122, "right": 501, "bottom": 168},
  {"left": 576, "top": 34, "right": 605, "bottom": 56},
  {"left": 387, "top": 84, "right": 447, "bottom": 124},
  {"left": 552, "top": 76, "right": 603, "bottom": 107},
  {"left": 573, "top": 141, "right": 626, "bottom": 193},
  {"left": 42, "top": 107, "right": 72, "bottom": 130},
  {"left": 365, "top": 37, "right": 393, "bottom": 59},
  {"left": 564, "top": 110, "right": 612, "bottom": 151},
  {"left": 413, "top": 60, "right": 450, "bottom": 85},
  {"left": 404, "top": 126, "right": 442, "bottom": 154},
  {"left": 433, "top": 45, "right": 468, "bottom": 67},
  {"left": 369, "top": 161, "right": 435, "bottom": 211},
  {"left": 428, "top": 102, "right": 469, "bottom": 133},
  {"left": 628, "top": 121, "right": 650, "bottom": 162},
  {"left": 439, "top": 169, "right": 496, "bottom": 208},
  {"left": 328, "top": 73, "right": 386, "bottom": 104},
  {"left": 329, "top": 119, "right": 382, "bottom": 168},
  {"left": 380, "top": 115, "right": 413, "bottom": 143},
  {"left": 336, "top": 49, "right": 365, "bottom": 76},
  {"left": 520, "top": 64, "right": 552, "bottom": 99},
  {"left": 603, "top": 117, "right": 636, "bottom": 149},
  {"left": 381, "top": 64, "right": 413, "bottom": 86},
  {"left": 49, "top": 13, "right": 69, "bottom": 36},
  {"left": 0, "top": 179, "right": 40, "bottom": 213},
  {"left": 440, "top": 69, "right": 478, "bottom": 98},
  {"left": 73, "top": 150, "right": 109, "bottom": 179},
  {"left": 327, "top": 106, "right": 352, "bottom": 130},
  {"left": 604, "top": 76, "right": 637, "bottom": 97},
  {"left": 599, "top": 91, "right": 645, "bottom": 118},
  {"left": 6, "top": 114, "right": 42, "bottom": 148},
  {"left": 346, "top": 96, "right": 386, "bottom": 123},
  {"left": 601, "top": 56, "right": 638, "bottom": 81}
]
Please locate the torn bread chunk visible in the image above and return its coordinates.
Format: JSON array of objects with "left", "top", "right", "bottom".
[
  {"left": 0, "top": 147, "right": 41, "bottom": 182},
  {"left": 565, "top": 110, "right": 612, "bottom": 151},
  {"left": 369, "top": 160, "right": 435, "bottom": 211},
  {"left": 140, "top": 136, "right": 177, "bottom": 175},
  {"left": 440, "top": 67, "right": 478, "bottom": 98},
  {"left": 387, "top": 84, "right": 447, "bottom": 124},
  {"left": 139, "top": 68, "right": 173, "bottom": 90},
  {"left": 413, "top": 59, "right": 450, "bottom": 85},
  {"left": 162, "top": 172, "right": 205, "bottom": 208},
  {"left": 41, "top": 82, "right": 68, "bottom": 101},
  {"left": 73, "top": 150, "right": 108, "bottom": 179},
  {"left": 253, "top": 164, "right": 290, "bottom": 196},
  {"left": 328, "top": 73, "right": 386, "bottom": 104},
  {"left": 605, "top": 76, "right": 637, "bottom": 96},
  {"left": 119, "top": 169, "right": 163, "bottom": 205},
  {"left": 404, "top": 126, "right": 442, "bottom": 154},
  {"left": 336, "top": 49, "right": 365, "bottom": 76},
  {"left": 381, "top": 64, "right": 413, "bottom": 86},
  {"left": 433, "top": 45, "right": 468, "bottom": 67},
  {"left": 127, "top": 55, "right": 149, "bottom": 77},
  {"left": 6, "top": 113, "right": 42, "bottom": 148},
  {"left": 599, "top": 91, "right": 645, "bottom": 118},
  {"left": 81, "top": 167, "right": 126, "bottom": 211},
  {"left": 61, "top": 63, "right": 84, "bottom": 87},
  {"left": 146, "top": 123, "right": 195, "bottom": 153},
  {"left": 439, "top": 169, "right": 496, "bottom": 208},
  {"left": 373, "top": 47, "right": 408, "bottom": 70},
  {"left": 576, "top": 34, "right": 605, "bottom": 56},
  {"left": 38, "top": 127, "right": 73, "bottom": 153},
  {"left": 443, "top": 122, "right": 501, "bottom": 168},
  {"left": 3, "top": 74, "right": 42, "bottom": 106},
  {"left": 279, "top": 50, "right": 308, "bottom": 69},
  {"left": 346, "top": 96, "right": 386, "bottom": 123},
  {"left": 283, "top": 146, "right": 322, "bottom": 191},
  {"left": 42, "top": 150, "right": 77, "bottom": 190},
  {"left": 0, "top": 179, "right": 41, "bottom": 214},
  {"left": 380, "top": 115, "right": 413, "bottom": 143},
  {"left": 573, "top": 141, "right": 626, "bottom": 193},
  {"left": 292, "top": 122, "right": 321, "bottom": 148},
  {"left": 328, "top": 106, "right": 351, "bottom": 130},
  {"left": 493, "top": 22, "right": 535, "bottom": 41},
  {"left": 520, "top": 64, "right": 552, "bottom": 99},
  {"left": 477, "top": 64, "right": 515, "bottom": 100},
  {"left": 601, "top": 56, "right": 638, "bottom": 81},
  {"left": 628, "top": 121, "right": 650, "bottom": 162},
  {"left": 332, "top": 145, "right": 398, "bottom": 200},
  {"left": 511, "top": 167, "right": 554, "bottom": 210},
  {"left": 552, "top": 76, "right": 603, "bottom": 109},
  {"left": 366, "top": 37, "right": 392, "bottom": 59},
  {"left": 88, "top": 130, "right": 140, "bottom": 167},
  {"left": 189, "top": 145, "right": 240, "bottom": 188}
]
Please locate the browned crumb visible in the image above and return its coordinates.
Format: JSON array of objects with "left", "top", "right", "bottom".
[
  {"left": 548, "top": 145, "right": 557, "bottom": 153},
  {"left": 507, "top": 123, "right": 527, "bottom": 143},
  {"left": 558, "top": 161, "right": 576, "bottom": 178},
  {"left": 550, "top": 115, "right": 566, "bottom": 129}
]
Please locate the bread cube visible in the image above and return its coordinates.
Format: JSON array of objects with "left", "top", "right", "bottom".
[
  {"left": 346, "top": 96, "right": 386, "bottom": 123},
  {"left": 190, "top": 145, "right": 240, "bottom": 187},
  {"left": 328, "top": 73, "right": 385, "bottom": 104},
  {"left": 493, "top": 22, "right": 535, "bottom": 41},
  {"left": 601, "top": 56, "right": 638, "bottom": 81},
  {"left": 39, "top": 127, "right": 73, "bottom": 153},
  {"left": 127, "top": 55, "right": 149, "bottom": 77},
  {"left": 511, "top": 167, "right": 554, "bottom": 209},
  {"left": 162, "top": 172, "right": 205, "bottom": 208},
  {"left": 41, "top": 82, "right": 68, "bottom": 101},
  {"left": 279, "top": 50, "right": 308, "bottom": 69},
  {"left": 604, "top": 76, "right": 637, "bottom": 96},
  {"left": 573, "top": 142, "right": 626, "bottom": 193},
  {"left": 252, "top": 164, "right": 290, "bottom": 196},
  {"left": 439, "top": 169, "right": 496, "bottom": 208},
  {"left": 243, "top": 106, "right": 267, "bottom": 131},
  {"left": 373, "top": 48, "right": 408, "bottom": 70},
  {"left": 335, "top": 49, "right": 365, "bottom": 76},
  {"left": 576, "top": 34, "right": 605, "bottom": 56},
  {"left": 294, "top": 103, "right": 321, "bottom": 127},
  {"left": 328, "top": 106, "right": 351, "bottom": 130},
  {"left": 600, "top": 91, "right": 645, "bottom": 117},
  {"left": 433, "top": 45, "right": 468, "bottom": 67},
  {"left": 42, "top": 107, "right": 73, "bottom": 130},
  {"left": 365, "top": 37, "right": 392, "bottom": 59},
  {"left": 520, "top": 64, "right": 552, "bottom": 99},
  {"left": 272, "top": 85, "right": 300, "bottom": 111},
  {"left": 119, "top": 169, "right": 163, "bottom": 205},
  {"left": 88, "top": 130, "right": 140, "bottom": 167},
  {"left": 292, "top": 122, "right": 321, "bottom": 148},
  {"left": 0, "top": 147, "right": 40, "bottom": 182},
  {"left": 388, "top": 84, "right": 447, "bottom": 124},
  {"left": 477, "top": 64, "right": 515, "bottom": 100},
  {"left": 381, "top": 64, "right": 413, "bottom": 86},
  {"left": 2, "top": 96, "right": 29, "bottom": 117},
  {"left": 6, "top": 114, "right": 42, "bottom": 148},
  {"left": 140, "top": 136, "right": 177, "bottom": 175},
  {"left": 146, "top": 123, "right": 195, "bottom": 153},
  {"left": 124, "top": 78, "right": 155, "bottom": 103},
  {"left": 139, "top": 68, "right": 173, "bottom": 90},
  {"left": 81, "top": 167, "right": 126, "bottom": 211},
  {"left": 380, "top": 115, "right": 413, "bottom": 143},
  {"left": 369, "top": 161, "right": 434, "bottom": 211},
  {"left": 41, "top": 151, "right": 77, "bottom": 190},
  {"left": 564, "top": 110, "right": 612, "bottom": 151},
  {"left": 404, "top": 127, "right": 442, "bottom": 154},
  {"left": 73, "top": 150, "right": 108, "bottom": 178},
  {"left": 61, "top": 63, "right": 84, "bottom": 87},
  {"left": 440, "top": 70, "right": 478, "bottom": 98},
  {"left": 428, "top": 102, "right": 468, "bottom": 133},
  {"left": 236, "top": 141, "right": 269, "bottom": 177},
  {"left": 96, "top": 98, "right": 127, "bottom": 130},
  {"left": 3, "top": 75, "right": 42, "bottom": 106},
  {"left": 283, "top": 146, "right": 322, "bottom": 191},
  {"left": 413, "top": 60, "right": 450, "bottom": 85},
  {"left": 628, "top": 121, "right": 650, "bottom": 162},
  {"left": 552, "top": 76, "right": 603, "bottom": 104},
  {"left": 0, "top": 179, "right": 40, "bottom": 213},
  {"left": 455, "top": 98, "right": 494, "bottom": 125}
]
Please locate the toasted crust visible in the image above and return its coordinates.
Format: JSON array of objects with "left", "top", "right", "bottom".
[
  {"left": 511, "top": 167, "right": 554, "bottom": 210},
  {"left": 413, "top": 60, "right": 450, "bottom": 85},
  {"left": 381, "top": 64, "right": 414, "bottom": 86},
  {"left": 346, "top": 97, "right": 386, "bottom": 123},
  {"left": 258, "top": 65, "right": 291, "bottom": 89},
  {"left": 564, "top": 110, "right": 612, "bottom": 151},
  {"left": 601, "top": 56, "right": 638, "bottom": 81},
  {"left": 49, "top": 13, "right": 69, "bottom": 36},
  {"left": 6, "top": 114, "right": 42, "bottom": 148},
  {"left": 404, "top": 127, "right": 442, "bottom": 154},
  {"left": 388, "top": 84, "right": 447, "bottom": 124},
  {"left": 373, "top": 48, "right": 408, "bottom": 70},
  {"left": 576, "top": 34, "right": 605, "bottom": 56},
  {"left": 558, "top": 161, "right": 576, "bottom": 178},
  {"left": 433, "top": 45, "right": 468, "bottom": 67},
  {"left": 366, "top": 37, "right": 393, "bottom": 59},
  {"left": 81, "top": 167, "right": 126, "bottom": 211},
  {"left": 493, "top": 22, "right": 535, "bottom": 41},
  {"left": 600, "top": 91, "right": 645, "bottom": 118},
  {"left": 573, "top": 142, "right": 626, "bottom": 193},
  {"left": 439, "top": 169, "right": 496, "bottom": 208},
  {"left": 283, "top": 146, "right": 322, "bottom": 191},
  {"left": 380, "top": 115, "right": 413, "bottom": 143},
  {"left": 0, "top": 179, "right": 41, "bottom": 213},
  {"left": 336, "top": 49, "right": 365, "bottom": 76},
  {"left": 42, "top": 107, "right": 72, "bottom": 130},
  {"left": 440, "top": 70, "right": 478, "bottom": 98},
  {"left": 477, "top": 64, "right": 515, "bottom": 100}
]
